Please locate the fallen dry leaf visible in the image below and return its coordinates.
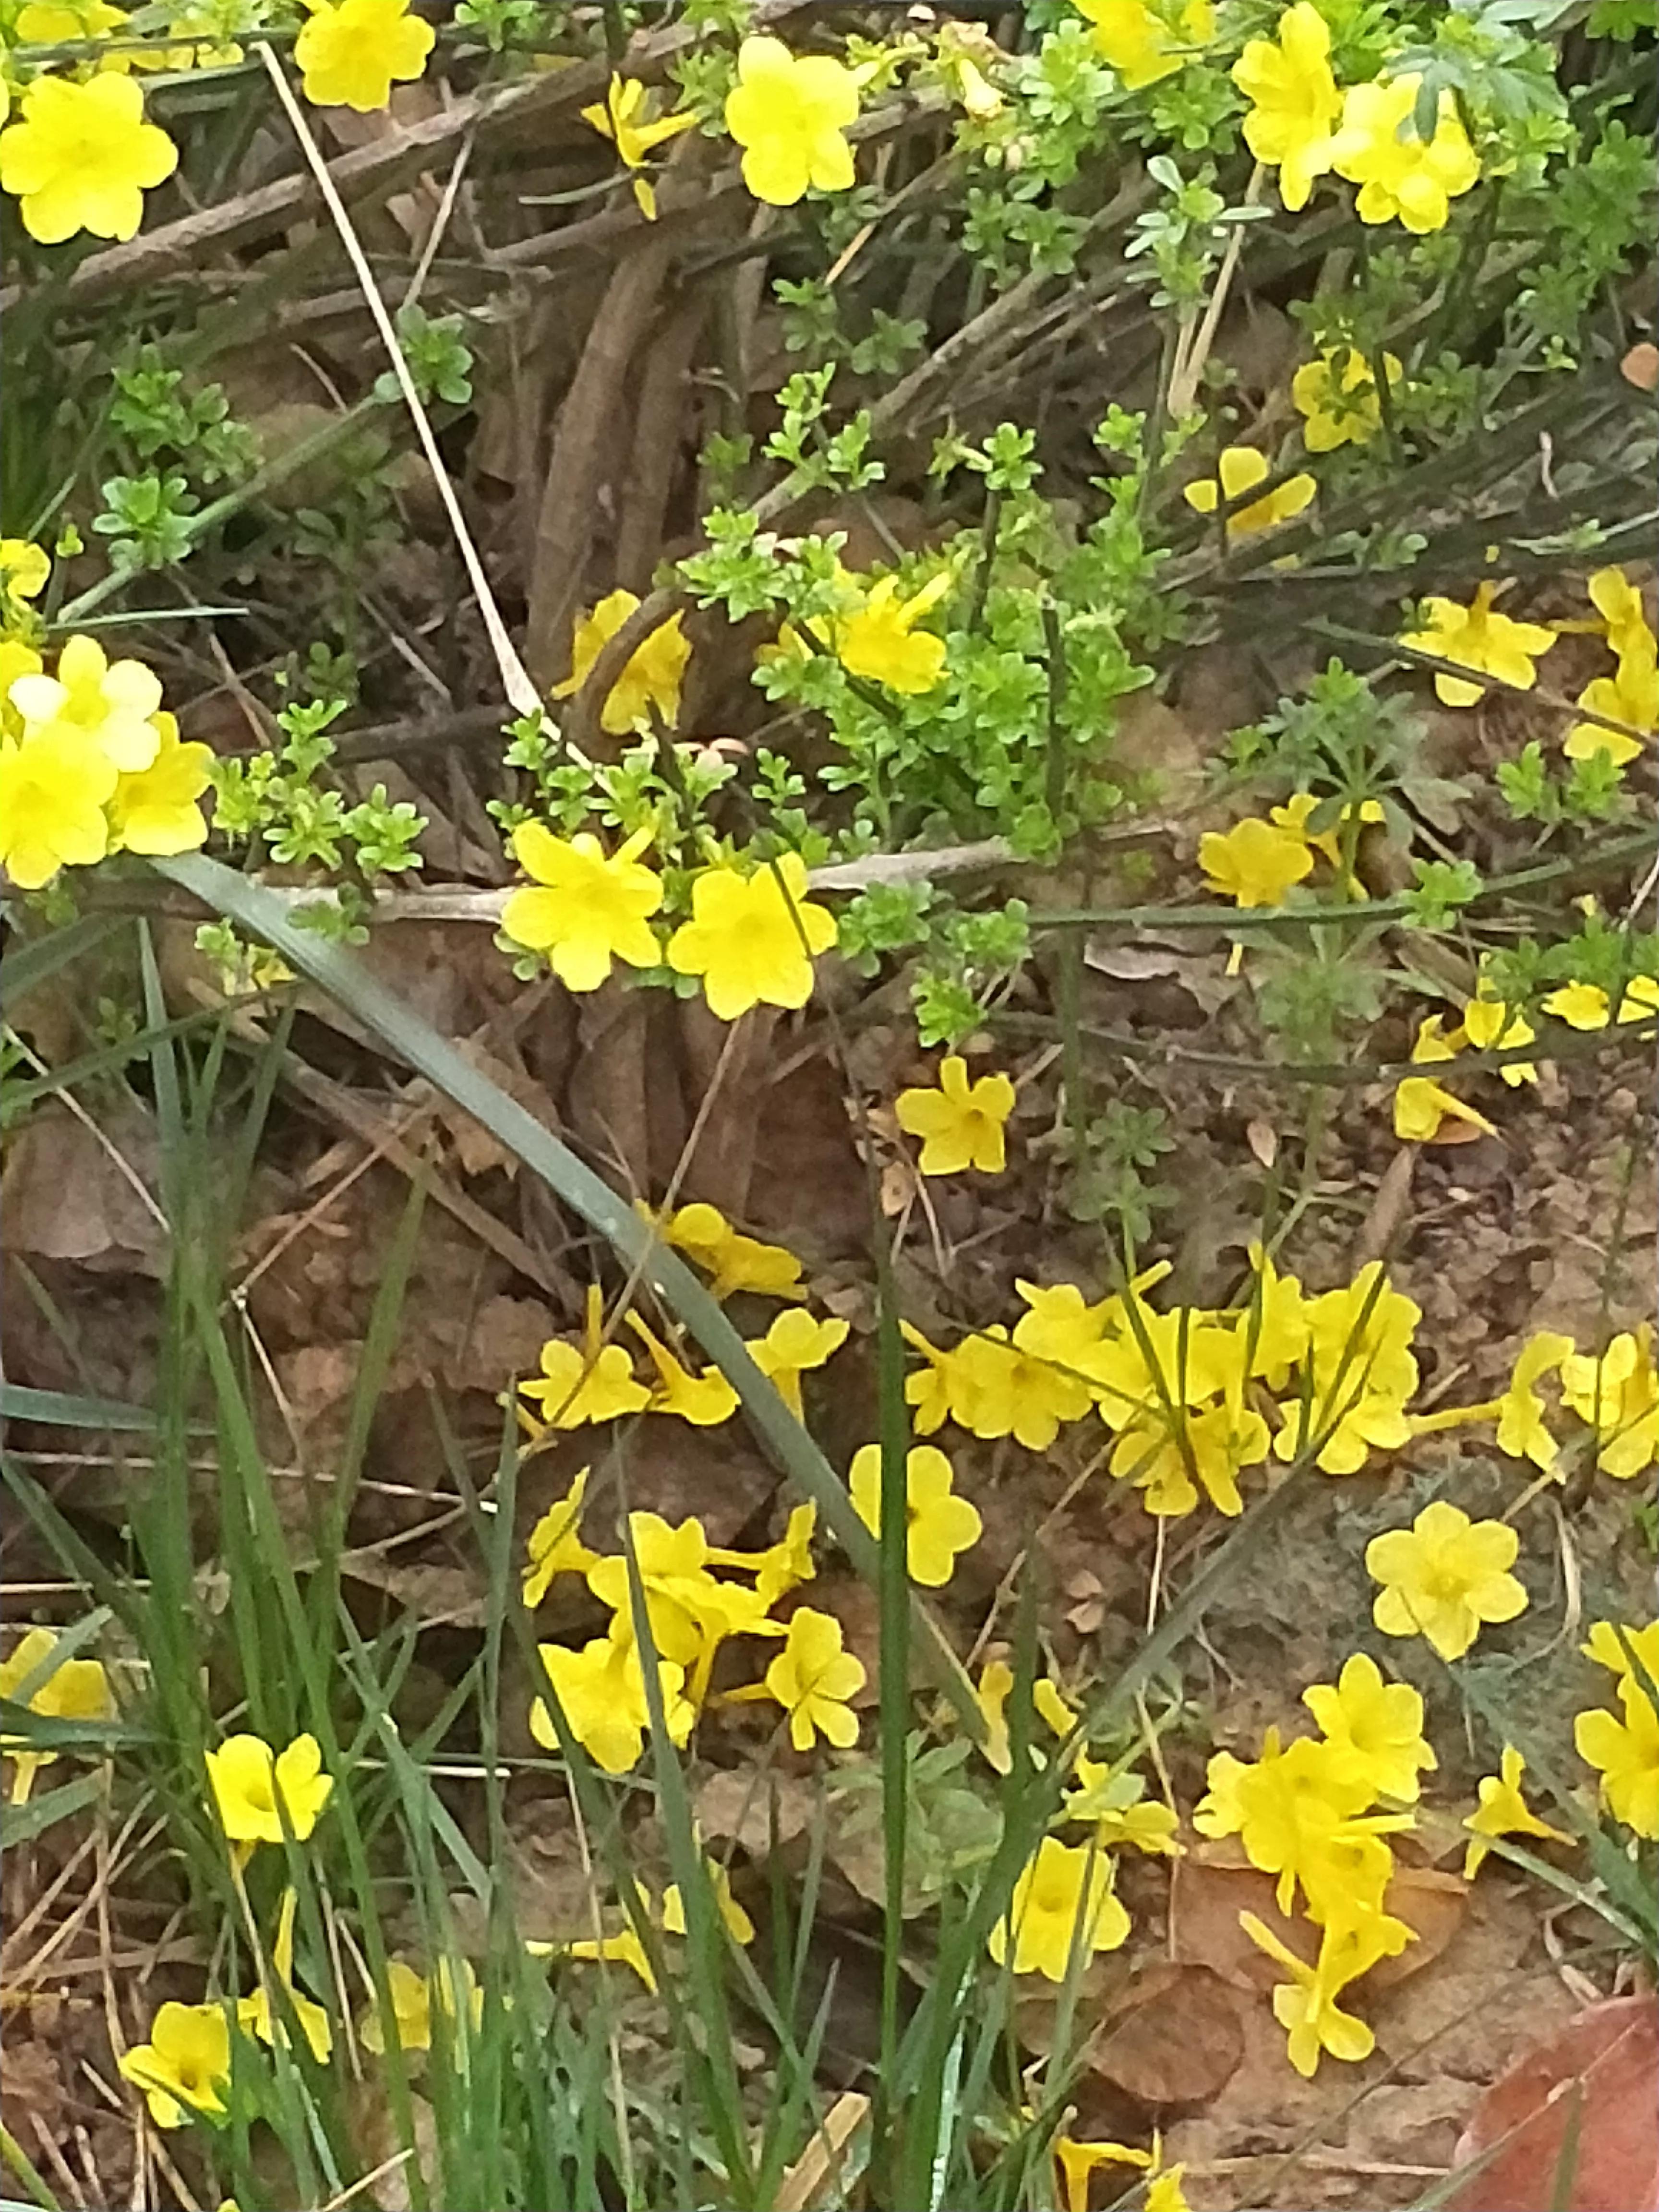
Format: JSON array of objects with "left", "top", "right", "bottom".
[
  {"left": 1089, "top": 1961, "right": 1245, "bottom": 2111},
  {"left": 1620, "top": 340, "right": 1659, "bottom": 392},
  {"left": 1448, "top": 1995, "right": 1659, "bottom": 2212},
  {"left": 695, "top": 1768, "right": 817, "bottom": 1857},
  {"left": 1172, "top": 1846, "right": 1466, "bottom": 1994}
]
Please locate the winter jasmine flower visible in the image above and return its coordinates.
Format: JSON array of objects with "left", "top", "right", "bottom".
[
  {"left": 581, "top": 74, "right": 696, "bottom": 220},
  {"left": 1303, "top": 1653, "right": 1436, "bottom": 1804},
  {"left": 205, "top": 1732, "right": 334, "bottom": 1846},
  {"left": 236, "top": 1888, "right": 333, "bottom": 2063},
  {"left": 723, "top": 35, "right": 860, "bottom": 208},
  {"left": 1462, "top": 1746, "right": 1570, "bottom": 1877},
  {"left": 119, "top": 2002, "right": 231, "bottom": 2128},
  {"left": 1575, "top": 1679, "right": 1659, "bottom": 1838},
  {"left": 294, "top": 0, "right": 433, "bottom": 112},
  {"left": 649, "top": 1200, "right": 806, "bottom": 1300},
  {"left": 1559, "top": 1327, "right": 1659, "bottom": 1479},
  {"left": 1331, "top": 75, "right": 1479, "bottom": 232},
  {"left": 1459, "top": 993, "right": 1537, "bottom": 1085},
  {"left": 628, "top": 1314, "right": 740, "bottom": 1427},
  {"left": 530, "top": 1633, "right": 694, "bottom": 1775},
  {"left": 1232, "top": 3, "right": 1342, "bottom": 213},
  {"left": 11, "top": 632, "right": 163, "bottom": 771},
  {"left": 832, "top": 571, "right": 954, "bottom": 694},
  {"left": 1540, "top": 980, "right": 1609, "bottom": 1030},
  {"left": 1400, "top": 582, "right": 1554, "bottom": 706},
  {"left": 1365, "top": 1500, "right": 1527, "bottom": 1661},
  {"left": 1183, "top": 446, "right": 1315, "bottom": 539},
  {"left": 745, "top": 1307, "right": 849, "bottom": 1422},
  {"left": 988, "top": 1836, "right": 1130, "bottom": 1981},
  {"left": 522, "top": 1470, "right": 598, "bottom": 1606},
  {"left": 1198, "top": 815, "right": 1314, "bottom": 921},
  {"left": 0, "top": 539, "right": 49, "bottom": 603},
  {"left": 666, "top": 852, "right": 838, "bottom": 1021},
  {"left": 1392, "top": 1014, "right": 1496, "bottom": 1144},
  {"left": 745, "top": 1605, "right": 865, "bottom": 1750},
  {"left": 502, "top": 822, "right": 663, "bottom": 990},
  {"left": 0, "top": 72, "right": 177, "bottom": 243},
  {"left": 1292, "top": 348, "right": 1401, "bottom": 450},
  {"left": 361, "top": 1956, "right": 481, "bottom": 2053},
  {"left": 1074, "top": 0, "right": 1213, "bottom": 90},
  {"left": 1239, "top": 1911, "right": 1406, "bottom": 2076},
  {"left": 109, "top": 712, "right": 213, "bottom": 855},
  {"left": 549, "top": 589, "right": 690, "bottom": 734},
  {"left": 949, "top": 1327, "right": 1096, "bottom": 1450},
  {"left": 0, "top": 1627, "right": 113, "bottom": 1804},
  {"left": 895, "top": 1055, "right": 1015, "bottom": 1175},
  {"left": 849, "top": 1442, "right": 981, "bottom": 1586}
]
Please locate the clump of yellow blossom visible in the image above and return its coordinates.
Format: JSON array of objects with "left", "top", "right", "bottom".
[
  {"left": 0, "top": 73, "right": 178, "bottom": 244},
  {"left": 1364, "top": 1500, "right": 1527, "bottom": 1661},
  {"left": 522, "top": 1470, "right": 598, "bottom": 1606},
  {"left": 723, "top": 35, "right": 860, "bottom": 209},
  {"left": 1462, "top": 1746, "right": 1570, "bottom": 1877},
  {"left": 1184, "top": 446, "right": 1315, "bottom": 540},
  {"left": 1392, "top": 1014, "right": 1497, "bottom": 1145},
  {"left": 205, "top": 1732, "right": 335, "bottom": 1847},
  {"left": 849, "top": 1442, "right": 981, "bottom": 1585},
  {"left": 0, "top": 728, "right": 118, "bottom": 887},
  {"left": 119, "top": 2002, "right": 231, "bottom": 2128},
  {"left": 361, "top": 1955, "right": 481, "bottom": 2054},
  {"left": 1400, "top": 581, "right": 1555, "bottom": 706},
  {"left": 550, "top": 588, "right": 690, "bottom": 735},
  {"left": 1074, "top": 0, "right": 1213, "bottom": 90},
  {"left": 1559, "top": 1326, "right": 1659, "bottom": 1478},
  {"left": 1566, "top": 566, "right": 1657, "bottom": 766},
  {"left": 988, "top": 1836, "right": 1130, "bottom": 1980},
  {"left": 1232, "top": 3, "right": 1341, "bottom": 213},
  {"left": 502, "top": 822, "right": 663, "bottom": 991},
  {"left": 294, "top": 0, "right": 433, "bottom": 111},
  {"left": 746, "top": 1307, "right": 849, "bottom": 1421},
  {"left": 531, "top": 1630, "right": 695, "bottom": 1775},
  {"left": 581, "top": 74, "right": 696, "bottom": 220},
  {"left": 1199, "top": 814, "right": 1314, "bottom": 910},
  {"left": 1302, "top": 1652, "right": 1436, "bottom": 1805},
  {"left": 1331, "top": 76, "right": 1479, "bottom": 234},
  {"left": 666, "top": 852, "right": 838, "bottom": 1021},
  {"left": 0, "top": 1626, "right": 113, "bottom": 1804},
  {"left": 1293, "top": 349, "right": 1400, "bottom": 451},
  {"left": 520, "top": 1333, "right": 649, "bottom": 1430},
  {"left": 1542, "top": 975, "right": 1659, "bottom": 1031},
  {"left": 109, "top": 712, "right": 214, "bottom": 855},
  {"left": 895, "top": 1054, "right": 1016, "bottom": 1175},
  {"left": 12, "top": 631, "right": 163, "bottom": 770}
]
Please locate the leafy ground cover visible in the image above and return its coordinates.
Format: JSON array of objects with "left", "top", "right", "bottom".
[{"left": 0, "top": 0, "right": 1655, "bottom": 2207}]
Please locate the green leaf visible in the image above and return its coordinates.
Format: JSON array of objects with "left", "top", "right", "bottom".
[
  {"left": 0, "top": 1773, "right": 102, "bottom": 1848},
  {"left": 0, "top": 1385, "right": 154, "bottom": 1431}
]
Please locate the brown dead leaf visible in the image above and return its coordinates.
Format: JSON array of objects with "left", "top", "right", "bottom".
[
  {"left": 695, "top": 1768, "right": 817, "bottom": 1857},
  {"left": 1089, "top": 1961, "right": 1245, "bottom": 2111},
  {"left": 0, "top": 1105, "right": 167, "bottom": 1274},
  {"left": 1172, "top": 1845, "right": 1466, "bottom": 1994},
  {"left": 1620, "top": 340, "right": 1659, "bottom": 392},
  {"left": 1246, "top": 1118, "right": 1278, "bottom": 1169},
  {"left": 440, "top": 1294, "right": 557, "bottom": 1394}
]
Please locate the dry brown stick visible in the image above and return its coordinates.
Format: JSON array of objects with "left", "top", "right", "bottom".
[{"left": 615, "top": 287, "right": 710, "bottom": 596}]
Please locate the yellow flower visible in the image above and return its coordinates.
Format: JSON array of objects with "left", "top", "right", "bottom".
[
  {"left": 549, "top": 588, "right": 690, "bottom": 735},
  {"left": 895, "top": 1054, "right": 1015, "bottom": 1175},
  {"left": 502, "top": 821, "right": 663, "bottom": 991},
  {"left": 988, "top": 1836, "right": 1130, "bottom": 1981},
  {"left": 746, "top": 1307, "right": 849, "bottom": 1421},
  {"left": 1400, "top": 581, "right": 1555, "bottom": 707},
  {"left": 1053, "top": 2136, "right": 1151, "bottom": 2212},
  {"left": 1331, "top": 76, "right": 1479, "bottom": 234},
  {"left": 1074, "top": 0, "right": 1213, "bottom": 90},
  {"left": 361, "top": 1956, "right": 481, "bottom": 2053},
  {"left": 649, "top": 1200, "right": 806, "bottom": 1301},
  {"left": 1238, "top": 1911, "right": 1404, "bottom": 2077},
  {"left": 953, "top": 1327, "right": 1098, "bottom": 1449},
  {"left": 1559, "top": 1328, "right": 1659, "bottom": 1479},
  {"left": 1193, "top": 1728, "right": 1391, "bottom": 1916},
  {"left": 530, "top": 1634, "right": 694, "bottom": 1775},
  {"left": 1540, "top": 979, "right": 1608, "bottom": 1030},
  {"left": 1575, "top": 1679, "right": 1659, "bottom": 1838},
  {"left": 0, "top": 1627, "right": 113, "bottom": 1803},
  {"left": 1566, "top": 649, "right": 1657, "bottom": 766},
  {"left": 0, "top": 72, "right": 177, "bottom": 244},
  {"left": 1292, "top": 349, "right": 1401, "bottom": 451},
  {"left": 1617, "top": 974, "right": 1659, "bottom": 1024},
  {"left": 12, "top": 631, "right": 163, "bottom": 770},
  {"left": 751, "top": 1502, "right": 818, "bottom": 1608},
  {"left": 849, "top": 1442, "right": 981, "bottom": 1586},
  {"left": 1010, "top": 1279, "right": 1118, "bottom": 1369},
  {"left": 1184, "top": 446, "right": 1316, "bottom": 539},
  {"left": 0, "top": 641, "right": 44, "bottom": 739},
  {"left": 585, "top": 1512, "right": 781, "bottom": 1692},
  {"left": 1460, "top": 993, "right": 1537, "bottom": 1085},
  {"left": 832, "top": 571, "right": 953, "bottom": 694},
  {"left": 0, "top": 538, "right": 49, "bottom": 602},
  {"left": 666, "top": 852, "right": 838, "bottom": 1022},
  {"left": 1198, "top": 815, "right": 1314, "bottom": 908},
  {"left": 119, "top": 2002, "right": 230, "bottom": 2129},
  {"left": 522, "top": 1469, "right": 598, "bottom": 1606},
  {"left": 723, "top": 34, "right": 859, "bottom": 208},
  {"left": 628, "top": 1314, "right": 740, "bottom": 1427},
  {"left": 581, "top": 73, "right": 697, "bottom": 220},
  {"left": 236, "top": 1887, "right": 333, "bottom": 2064},
  {"left": 108, "top": 712, "right": 213, "bottom": 856},
  {"left": 205, "top": 1732, "right": 334, "bottom": 1846},
  {"left": 1582, "top": 1618, "right": 1659, "bottom": 1686},
  {"left": 1462, "top": 1745, "right": 1570, "bottom": 1877},
  {"left": 1303, "top": 1653, "right": 1436, "bottom": 1804},
  {"left": 661, "top": 1859, "right": 756, "bottom": 1944},
  {"left": 1393, "top": 1013, "right": 1497, "bottom": 1145},
  {"left": 520, "top": 1333, "right": 649, "bottom": 1430},
  {"left": 15, "top": 0, "right": 127, "bottom": 43},
  {"left": 1587, "top": 565, "right": 1654, "bottom": 659},
  {"left": 752, "top": 1605, "right": 865, "bottom": 1750},
  {"left": 1365, "top": 1500, "right": 1527, "bottom": 1661},
  {"left": 1232, "top": 3, "right": 1342, "bottom": 213},
  {"left": 294, "top": 0, "right": 432, "bottom": 110}
]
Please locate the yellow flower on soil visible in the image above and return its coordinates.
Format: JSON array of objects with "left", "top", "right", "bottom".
[
  {"left": 895, "top": 1054, "right": 1015, "bottom": 1175},
  {"left": 12, "top": 631, "right": 162, "bottom": 771},
  {"left": 0, "top": 728, "right": 115, "bottom": 889},
  {"left": 1459, "top": 993, "right": 1537, "bottom": 1085},
  {"left": 560, "top": 1917, "right": 659, "bottom": 1991},
  {"left": 1199, "top": 815, "right": 1314, "bottom": 910},
  {"left": 361, "top": 1956, "right": 480, "bottom": 2053},
  {"left": 1559, "top": 1327, "right": 1659, "bottom": 1479},
  {"left": 549, "top": 588, "right": 690, "bottom": 735},
  {"left": 1393, "top": 1013, "right": 1496, "bottom": 1145},
  {"left": 1462, "top": 1745, "right": 1570, "bottom": 1877},
  {"left": 1587, "top": 565, "right": 1654, "bottom": 659},
  {"left": 1575, "top": 1679, "right": 1659, "bottom": 1839},
  {"left": 236, "top": 1888, "right": 333, "bottom": 2064},
  {"left": 1010, "top": 1280, "right": 1118, "bottom": 1369},
  {"left": 988, "top": 1836, "right": 1130, "bottom": 1981},
  {"left": 754, "top": 1605, "right": 865, "bottom": 1750},
  {"left": 1074, "top": 0, "right": 1213, "bottom": 89},
  {"left": 1303, "top": 1653, "right": 1436, "bottom": 1804},
  {"left": 1491, "top": 1328, "right": 1573, "bottom": 1469},
  {"left": 831, "top": 571, "right": 954, "bottom": 694},
  {"left": 751, "top": 1502, "right": 818, "bottom": 1608},
  {"left": 522, "top": 1469, "right": 598, "bottom": 1606},
  {"left": 1400, "top": 581, "right": 1554, "bottom": 707},
  {"left": 294, "top": 0, "right": 433, "bottom": 110},
  {"left": 723, "top": 35, "right": 860, "bottom": 208},
  {"left": 205, "top": 1732, "right": 334, "bottom": 1846},
  {"left": 0, "top": 1627, "right": 113, "bottom": 1804},
  {"left": 746, "top": 1307, "right": 849, "bottom": 1422},
  {"left": 119, "top": 2002, "right": 230, "bottom": 2128},
  {"left": 1581, "top": 1618, "right": 1659, "bottom": 1686},
  {"left": 0, "top": 72, "right": 177, "bottom": 244},
  {"left": 1331, "top": 76, "right": 1479, "bottom": 234},
  {"left": 530, "top": 1633, "right": 694, "bottom": 1775},
  {"left": 1617, "top": 974, "right": 1659, "bottom": 1024},
  {"left": 1540, "top": 979, "right": 1609, "bottom": 1030},
  {"left": 662, "top": 1859, "right": 756, "bottom": 1944},
  {"left": 1194, "top": 1728, "right": 1392, "bottom": 1915},
  {"left": 0, "top": 642, "right": 44, "bottom": 739},
  {"left": 1232, "top": 3, "right": 1342, "bottom": 213},
  {"left": 628, "top": 1314, "right": 740, "bottom": 1427},
  {"left": 502, "top": 821, "right": 663, "bottom": 991},
  {"left": 666, "top": 852, "right": 837, "bottom": 1021},
  {"left": 0, "top": 539, "right": 49, "bottom": 603},
  {"left": 520, "top": 1321, "right": 649, "bottom": 1430},
  {"left": 951, "top": 1326, "right": 1097, "bottom": 1450},
  {"left": 1184, "top": 446, "right": 1315, "bottom": 539},
  {"left": 1365, "top": 1500, "right": 1527, "bottom": 1661},
  {"left": 649, "top": 1200, "right": 806, "bottom": 1300},
  {"left": 849, "top": 1442, "right": 981, "bottom": 1587},
  {"left": 1293, "top": 348, "right": 1401, "bottom": 451},
  {"left": 1239, "top": 1911, "right": 1406, "bottom": 2076},
  {"left": 109, "top": 712, "right": 213, "bottom": 856}
]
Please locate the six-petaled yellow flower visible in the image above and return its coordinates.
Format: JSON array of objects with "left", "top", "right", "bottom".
[
  {"left": 1365, "top": 1500, "right": 1527, "bottom": 1661},
  {"left": 1074, "top": 0, "right": 1213, "bottom": 90},
  {"left": 108, "top": 712, "right": 213, "bottom": 855},
  {"left": 989, "top": 1836, "right": 1130, "bottom": 1981},
  {"left": 723, "top": 35, "right": 860, "bottom": 208},
  {"left": 895, "top": 1055, "right": 1015, "bottom": 1175},
  {"left": 503, "top": 822, "right": 664, "bottom": 991},
  {"left": 12, "top": 631, "right": 163, "bottom": 771},
  {"left": 1303, "top": 1652, "right": 1436, "bottom": 1804},
  {"left": 1232, "top": 3, "right": 1342, "bottom": 213},
  {"left": 746, "top": 1307, "right": 849, "bottom": 1421},
  {"left": 1199, "top": 814, "right": 1314, "bottom": 910},
  {"left": 0, "top": 727, "right": 117, "bottom": 888},
  {"left": 1575, "top": 1677, "right": 1659, "bottom": 1838},
  {"left": 0, "top": 73, "right": 178, "bottom": 244},
  {"left": 119, "top": 2001, "right": 231, "bottom": 2128},
  {"left": 1184, "top": 446, "right": 1315, "bottom": 539},
  {"left": 1293, "top": 349, "right": 1401, "bottom": 451},
  {"left": 1331, "top": 76, "right": 1479, "bottom": 234},
  {"left": 294, "top": 0, "right": 434, "bottom": 111},
  {"left": 849, "top": 1442, "right": 981, "bottom": 1586},
  {"left": 666, "top": 852, "right": 838, "bottom": 1021},
  {"left": 832, "top": 571, "right": 954, "bottom": 694},
  {"left": 550, "top": 589, "right": 690, "bottom": 735},
  {"left": 1393, "top": 1014, "right": 1497, "bottom": 1145}
]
